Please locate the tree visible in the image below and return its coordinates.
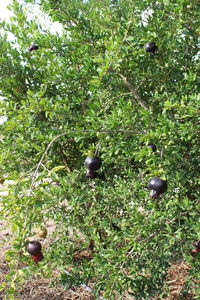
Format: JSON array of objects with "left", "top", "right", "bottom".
[{"left": 0, "top": 0, "right": 200, "bottom": 298}]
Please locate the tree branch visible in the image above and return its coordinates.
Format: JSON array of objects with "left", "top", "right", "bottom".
[
  {"left": 31, "top": 128, "right": 145, "bottom": 187},
  {"left": 31, "top": 132, "right": 67, "bottom": 187},
  {"left": 119, "top": 73, "right": 149, "bottom": 111}
]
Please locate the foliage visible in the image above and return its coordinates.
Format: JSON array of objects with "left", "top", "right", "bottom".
[{"left": 0, "top": 0, "right": 200, "bottom": 298}]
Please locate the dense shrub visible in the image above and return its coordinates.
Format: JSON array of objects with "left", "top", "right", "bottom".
[{"left": 0, "top": 0, "right": 200, "bottom": 298}]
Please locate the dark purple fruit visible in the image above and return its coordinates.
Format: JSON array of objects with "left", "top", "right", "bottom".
[
  {"left": 144, "top": 42, "right": 158, "bottom": 53},
  {"left": 144, "top": 42, "right": 158, "bottom": 56},
  {"left": 29, "top": 44, "right": 39, "bottom": 52},
  {"left": 193, "top": 240, "right": 200, "bottom": 249},
  {"left": 27, "top": 241, "right": 42, "bottom": 255},
  {"left": 148, "top": 143, "right": 157, "bottom": 152},
  {"left": 148, "top": 176, "right": 167, "bottom": 199},
  {"left": 85, "top": 156, "right": 102, "bottom": 172}
]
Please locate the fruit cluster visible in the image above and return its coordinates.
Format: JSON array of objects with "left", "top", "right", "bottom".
[
  {"left": 25, "top": 36, "right": 197, "bottom": 258},
  {"left": 84, "top": 143, "right": 167, "bottom": 199},
  {"left": 84, "top": 146, "right": 198, "bottom": 255},
  {"left": 28, "top": 41, "right": 158, "bottom": 56}
]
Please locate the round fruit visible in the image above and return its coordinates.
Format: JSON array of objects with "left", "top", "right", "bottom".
[
  {"left": 148, "top": 143, "right": 157, "bottom": 152},
  {"left": 144, "top": 42, "right": 158, "bottom": 53},
  {"left": 29, "top": 44, "right": 39, "bottom": 52},
  {"left": 27, "top": 241, "right": 42, "bottom": 255},
  {"left": 37, "top": 227, "right": 47, "bottom": 238},
  {"left": 148, "top": 177, "right": 167, "bottom": 199},
  {"left": 84, "top": 156, "right": 102, "bottom": 172}
]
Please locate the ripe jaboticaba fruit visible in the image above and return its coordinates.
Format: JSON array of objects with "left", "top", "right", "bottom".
[
  {"left": 148, "top": 143, "right": 157, "bottom": 152},
  {"left": 85, "top": 156, "right": 102, "bottom": 171},
  {"left": 148, "top": 176, "right": 167, "bottom": 199},
  {"left": 144, "top": 42, "right": 158, "bottom": 56},
  {"left": 27, "top": 241, "right": 43, "bottom": 263},
  {"left": 85, "top": 156, "right": 102, "bottom": 178},
  {"left": 29, "top": 44, "right": 39, "bottom": 52},
  {"left": 27, "top": 241, "right": 42, "bottom": 255}
]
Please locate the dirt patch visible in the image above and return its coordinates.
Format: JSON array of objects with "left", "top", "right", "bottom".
[
  {"left": 17, "top": 278, "right": 95, "bottom": 300},
  {"left": 163, "top": 260, "right": 196, "bottom": 300},
  {"left": 0, "top": 271, "right": 95, "bottom": 300}
]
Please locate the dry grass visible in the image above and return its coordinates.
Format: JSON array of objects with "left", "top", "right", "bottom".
[
  {"left": 163, "top": 260, "right": 195, "bottom": 300},
  {"left": 0, "top": 239, "right": 199, "bottom": 300},
  {"left": 0, "top": 258, "right": 199, "bottom": 300},
  {"left": 17, "top": 279, "right": 95, "bottom": 300},
  {"left": 0, "top": 262, "right": 95, "bottom": 300}
]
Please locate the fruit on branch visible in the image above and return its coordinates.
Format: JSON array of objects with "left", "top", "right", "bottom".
[
  {"left": 144, "top": 42, "right": 158, "bottom": 52},
  {"left": 37, "top": 227, "right": 47, "bottom": 238},
  {"left": 85, "top": 156, "right": 102, "bottom": 178},
  {"left": 27, "top": 241, "right": 43, "bottom": 263},
  {"left": 27, "top": 241, "right": 42, "bottom": 255},
  {"left": 85, "top": 156, "right": 102, "bottom": 171},
  {"left": 29, "top": 44, "right": 39, "bottom": 52},
  {"left": 148, "top": 176, "right": 167, "bottom": 199},
  {"left": 144, "top": 42, "right": 158, "bottom": 56},
  {"left": 148, "top": 143, "right": 157, "bottom": 152}
]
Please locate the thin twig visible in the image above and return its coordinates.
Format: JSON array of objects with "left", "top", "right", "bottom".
[
  {"left": 92, "top": 129, "right": 144, "bottom": 134},
  {"left": 31, "top": 132, "right": 67, "bottom": 187},
  {"left": 119, "top": 73, "right": 149, "bottom": 111},
  {"left": 31, "top": 128, "right": 145, "bottom": 187},
  {"left": 97, "top": 92, "right": 132, "bottom": 115},
  {"left": 98, "top": 11, "right": 134, "bottom": 81}
]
